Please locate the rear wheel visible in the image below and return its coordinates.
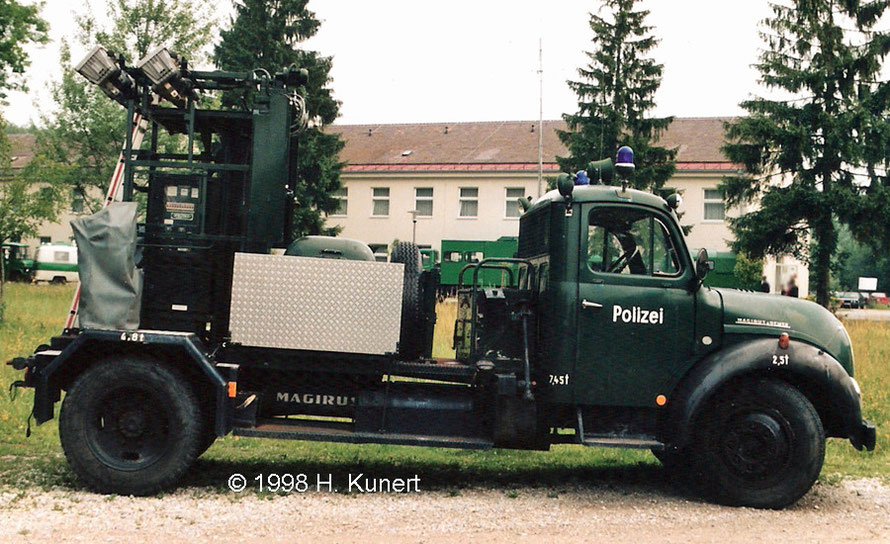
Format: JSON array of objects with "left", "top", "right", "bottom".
[
  {"left": 693, "top": 378, "right": 824, "bottom": 508},
  {"left": 391, "top": 241, "right": 424, "bottom": 360},
  {"left": 59, "top": 356, "right": 202, "bottom": 495}
]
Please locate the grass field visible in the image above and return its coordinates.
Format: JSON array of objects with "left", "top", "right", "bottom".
[{"left": 0, "top": 282, "right": 887, "bottom": 494}]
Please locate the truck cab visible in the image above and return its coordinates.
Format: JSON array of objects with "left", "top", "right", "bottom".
[{"left": 516, "top": 184, "right": 705, "bottom": 409}]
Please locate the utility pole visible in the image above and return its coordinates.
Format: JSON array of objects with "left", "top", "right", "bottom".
[
  {"left": 537, "top": 37, "right": 544, "bottom": 198},
  {"left": 408, "top": 210, "right": 418, "bottom": 244}
]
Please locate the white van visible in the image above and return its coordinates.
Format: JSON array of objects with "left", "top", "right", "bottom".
[{"left": 33, "top": 243, "right": 79, "bottom": 284}]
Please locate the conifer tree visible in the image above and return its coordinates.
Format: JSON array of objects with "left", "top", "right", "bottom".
[
  {"left": 557, "top": 0, "right": 675, "bottom": 191},
  {"left": 723, "top": 0, "right": 890, "bottom": 306},
  {"left": 214, "top": 0, "right": 344, "bottom": 236}
]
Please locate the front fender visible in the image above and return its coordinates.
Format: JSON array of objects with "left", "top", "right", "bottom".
[{"left": 666, "top": 337, "right": 875, "bottom": 451}]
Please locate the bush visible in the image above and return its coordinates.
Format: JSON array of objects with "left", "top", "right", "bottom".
[{"left": 734, "top": 252, "right": 764, "bottom": 291}]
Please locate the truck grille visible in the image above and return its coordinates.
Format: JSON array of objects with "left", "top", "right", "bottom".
[{"left": 517, "top": 205, "right": 550, "bottom": 258}]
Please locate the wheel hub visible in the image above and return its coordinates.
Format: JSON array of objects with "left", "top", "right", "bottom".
[
  {"left": 722, "top": 412, "right": 790, "bottom": 478},
  {"left": 87, "top": 386, "right": 172, "bottom": 471},
  {"left": 118, "top": 410, "right": 147, "bottom": 438}
]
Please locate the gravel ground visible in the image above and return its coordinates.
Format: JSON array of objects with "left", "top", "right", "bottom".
[{"left": 0, "top": 478, "right": 889, "bottom": 543}]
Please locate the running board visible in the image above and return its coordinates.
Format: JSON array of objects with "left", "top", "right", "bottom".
[
  {"left": 576, "top": 407, "right": 664, "bottom": 450},
  {"left": 233, "top": 418, "right": 493, "bottom": 450},
  {"left": 581, "top": 436, "right": 664, "bottom": 450}
]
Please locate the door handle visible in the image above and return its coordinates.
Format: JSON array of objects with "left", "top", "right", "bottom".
[{"left": 581, "top": 299, "right": 603, "bottom": 309}]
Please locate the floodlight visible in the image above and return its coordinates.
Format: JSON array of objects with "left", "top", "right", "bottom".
[
  {"left": 135, "top": 46, "right": 192, "bottom": 108},
  {"left": 275, "top": 65, "right": 309, "bottom": 87},
  {"left": 74, "top": 45, "right": 134, "bottom": 102}
]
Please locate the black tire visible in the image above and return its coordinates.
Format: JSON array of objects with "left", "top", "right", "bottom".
[
  {"left": 52, "top": 276, "right": 67, "bottom": 285},
  {"left": 59, "top": 356, "right": 203, "bottom": 495},
  {"left": 196, "top": 391, "right": 217, "bottom": 457},
  {"left": 652, "top": 447, "right": 688, "bottom": 471},
  {"left": 391, "top": 241, "right": 424, "bottom": 359},
  {"left": 693, "top": 378, "right": 825, "bottom": 509},
  {"left": 197, "top": 425, "right": 217, "bottom": 457}
]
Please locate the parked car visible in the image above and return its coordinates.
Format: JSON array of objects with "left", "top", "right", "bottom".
[
  {"left": 833, "top": 291, "right": 863, "bottom": 308},
  {"left": 33, "top": 243, "right": 79, "bottom": 284},
  {"left": 869, "top": 292, "right": 889, "bottom": 305}
]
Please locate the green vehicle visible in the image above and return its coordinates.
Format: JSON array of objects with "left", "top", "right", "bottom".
[
  {"left": 420, "top": 248, "right": 439, "bottom": 271},
  {"left": 440, "top": 236, "right": 518, "bottom": 295},
  {"left": 8, "top": 55, "right": 874, "bottom": 509},
  {"left": 700, "top": 250, "right": 744, "bottom": 289},
  {"left": 1, "top": 242, "right": 35, "bottom": 282}
]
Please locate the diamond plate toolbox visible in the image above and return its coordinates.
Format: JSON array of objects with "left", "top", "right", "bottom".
[{"left": 230, "top": 253, "right": 404, "bottom": 355}]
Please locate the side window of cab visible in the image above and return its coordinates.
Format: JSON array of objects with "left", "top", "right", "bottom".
[{"left": 586, "top": 207, "right": 682, "bottom": 277}]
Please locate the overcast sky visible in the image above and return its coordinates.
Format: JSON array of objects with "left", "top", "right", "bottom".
[{"left": 5, "top": 0, "right": 778, "bottom": 127}]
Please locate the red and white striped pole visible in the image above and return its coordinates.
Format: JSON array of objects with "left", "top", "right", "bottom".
[{"left": 64, "top": 113, "right": 147, "bottom": 330}]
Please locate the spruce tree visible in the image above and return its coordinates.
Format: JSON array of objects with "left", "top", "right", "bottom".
[
  {"left": 214, "top": 0, "right": 344, "bottom": 237},
  {"left": 722, "top": 0, "right": 890, "bottom": 307},
  {"left": 557, "top": 0, "right": 675, "bottom": 191}
]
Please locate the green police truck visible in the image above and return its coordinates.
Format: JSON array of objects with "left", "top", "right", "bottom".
[{"left": 8, "top": 48, "right": 875, "bottom": 509}]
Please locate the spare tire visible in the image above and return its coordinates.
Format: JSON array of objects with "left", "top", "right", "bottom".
[{"left": 391, "top": 242, "right": 424, "bottom": 360}]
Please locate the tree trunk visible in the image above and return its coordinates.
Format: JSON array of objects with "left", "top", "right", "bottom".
[
  {"left": 0, "top": 243, "right": 5, "bottom": 303},
  {"left": 813, "top": 213, "right": 835, "bottom": 308}
]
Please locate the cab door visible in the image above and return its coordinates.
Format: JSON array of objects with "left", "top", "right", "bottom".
[{"left": 575, "top": 204, "right": 695, "bottom": 407}]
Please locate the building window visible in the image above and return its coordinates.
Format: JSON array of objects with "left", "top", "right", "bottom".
[
  {"left": 414, "top": 187, "right": 433, "bottom": 216},
  {"left": 331, "top": 187, "right": 347, "bottom": 216},
  {"left": 39, "top": 237, "right": 51, "bottom": 245},
  {"left": 372, "top": 187, "right": 390, "bottom": 216},
  {"left": 459, "top": 187, "right": 478, "bottom": 218},
  {"left": 505, "top": 187, "right": 525, "bottom": 218},
  {"left": 72, "top": 196, "right": 85, "bottom": 214},
  {"left": 703, "top": 188, "right": 725, "bottom": 221},
  {"left": 464, "top": 251, "right": 484, "bottom": 263}
]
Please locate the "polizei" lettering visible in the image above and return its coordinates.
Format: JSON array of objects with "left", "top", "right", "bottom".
[{"left": 612, "top": 304, "right": 664, "bottom": 325}]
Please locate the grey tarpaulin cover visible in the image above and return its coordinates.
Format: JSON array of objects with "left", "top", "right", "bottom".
[{"left": 71, "top": 202, "right": 142, "bottom": 330}]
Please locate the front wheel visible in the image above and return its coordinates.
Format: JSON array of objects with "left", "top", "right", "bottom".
[
  {"left": 59, "top": 356, "right": 203, "bottom": 495},
  {"left": 693, "top": 378, "right": 825, "bottom": 509}
]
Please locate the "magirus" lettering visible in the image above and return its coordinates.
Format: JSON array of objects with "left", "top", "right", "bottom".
[
  {"left": 276, "top": 392, "right": 355, "bottom": 406},
  {"left": 612, "top": 304, "right": 664, "bottom": 325}
]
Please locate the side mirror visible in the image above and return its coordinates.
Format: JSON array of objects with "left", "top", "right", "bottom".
[
  {"left": 557, "top": 173, "right": 574, "bottom": 199},
  {"left": 665, "top": 193, "right": 682, "bottom": 210},
  {"left": 517, "top": 196, "right": 532, "bottom": 212},
  {"left": 695, "top": 248, "right": 713, "bottom": 282}
]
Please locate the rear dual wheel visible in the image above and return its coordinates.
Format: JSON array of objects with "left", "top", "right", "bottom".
[
  {"left": 693, "top": 378, "right": 824, "bottom": 509},
  {"left": 59, "top": 356, "right": 202, "bottom": 495}
]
